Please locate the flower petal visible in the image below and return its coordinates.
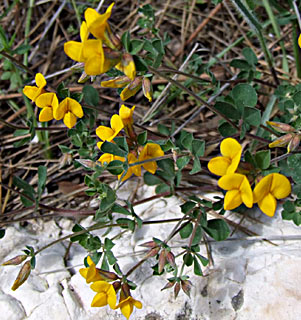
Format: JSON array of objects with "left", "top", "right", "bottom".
[
  {"left": 208, "top": 156, "right": 231, "bottom": 176},
  {"left": 90, "top": 281, "right": 111, "bottom": 293},
  {"left": 270, "top": 173, "right": 291, "bottom": 199},
  {"left": 98, "top": 153, "right": 114, "bottom": 165},
  {"left": 35, "top": 73, "right": 46, "bottom": 88},
  {"left": 253, "top": 174, "right": 273, "bottom": 203},
  {"left": 68, "top": 98, "right": 84, "bottom": 118},
  {"left": 218, "top": 173, "right": 244, "bottom": 191},
  {"left": 64, "top": 41, "right": 84, "bottom": 62},
  {"left": 101, "top": 76, "right": 131, "bottom": 88},
  {"left": 36, "top": 92, "right": 58, "bottom": 109},
  {"left": 220, "top": 138, "right": 242, "bottom": 159},
  {"left": 224, "top": 189, "right": 242, "bottom": 210},
  {"left": 85, "top": 8, "right": 100, "bottom": 29},
  {"left": 23, "top": 86, "right": 39, "bottom": 101},
  {"left": 54, "top": 99, "right": 67, "bottom": 120},
  {"left": 133, "top": 299, "right": 143, "bottom": 309},
  {"left": 240, "top": 176, "right": 253, "bottom": 208},
  {"left": 96, "top": 126, "right": 115, "bottom": 141},
  {"left": 258, "top": 193, "right": 277, "bottom": 217},
  {"left": 143, "top": 160, "right": 157, "bottom": 174},
  {"left": 107, "top": 285, "right": 117, "bottom": 309},
  {"left": 111, "top": 114, "right": 124, "bottom": 133},
  {"left": 80, "top": 21, "right": 88, "bottom": 42},
  {"left": 85, "top": 55, "right": 104, "bottom": 76},
  {"left": 91, "top": 292, "right": 108, "bottom": 307},
  {"left": 63, "top": 112, "right": 77, "bottom": 129},
  {"left": 39, "top": 107, "right": 53, "bottom": 122},
  {"left": 120, "top": 301, "right": 133, "bottom": 320}
]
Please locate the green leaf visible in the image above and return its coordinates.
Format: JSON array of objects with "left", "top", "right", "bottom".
[
  {"left": 121, "top": 31, "right": 130, "bottom": 52},
  {"left": 255, "top": 150, "right": 271, "bottom": 170},
  {"left": 0, "top": 228, "right": 5, "bottom": 239},
  {"left": 104, "top": 238, "right": 115, "bottom": 250},
  {"left": 191, "top": 225, "right": 202, "bottom": 246},
  {"left": 283, "top": 200, "right": 295, "bottom": 213},
  {"left": 230, "top": 59, "right": 251, "bottom": 71},
  {"left": 129, "top": 39, "right": 144, "bottom": 54},
  {"left": 214, "top": 101, "right": 241, "bottom": 120},
  {"left": 106, "top": 250, "right": 117, "bottom": 265},
  {"left": 242, "top": 47, "right": 257, "bottom": 65},
  {"left": 101, "top": 141, "right": 127, "bottom": 157},
  {"left": 189, "top": 157, "right": 202, "bottom": 174},
  {"left": 232, "top": 83, "right": 257, "bottom": 107},
  {"left": 137, "top": 131, "right": 147, "bottom": 145},
  {"left": 144, "top": 172, "right": 162, "bottom": 185},
  {"left": 243, "top": 107, "right": 261, "bottom": 126},
  {"left": 114, "top": 136, "right": 129, "bottom": 153},
  {"left": 180, "top": 201, "right": 196, "bottom": 214},
  {"left": 195, "top": 253, "right": 209, "bottom": 266},
  {"left": 116, "top": 218, "right": 135, "bottom": 231},
  {"left": 107, "top": 160, "right": 124, "bottom": 175},
  {"left": 37, "top": 166, "right": 47, "bottom": 199},
  {"left": 58, "top": 145, "right": 71, "bottom": 154},
  {"left": 193, "top": 256, "right": 203, "bottom": 276},
  {"left": 99, "top": 185, "right": 116, "bottom": 213},
  {"left": 218, "top": 122, "right": 237, "bottom": 137},
  {"left": 183, "top": 253, "right": 193, "bottom": 266},
  {"left": 112, "top": 203, "right": 131, "bottom": 215},
  {"left": 192, "top": 139, "right": 205, "bottom": 157},
  {"left": 13, "top": 44, "right": 31, "bottom": 55},
  {"left": 157, "top": 159, "right": 175, "bottom": 178},
  {"left": 83, "top": 85, "right": 99, "bottom": 107},
  {"left": 180, "top": 222, "right": 193, "bottom": 239},
  {"left": 181, "top": 132, "right": 193, "bottom": 151},
  {"left": 155, "top": 183, "right": 170, "bottom": 194},
  {"left": 157, "top": 124, "right": 170, "bottom": 136},
  {"left": 203, "top": 219, "right": 230, "bottom": 241},
  {"left": 176, "top": 156, "right": 190, "bottom": 170}
]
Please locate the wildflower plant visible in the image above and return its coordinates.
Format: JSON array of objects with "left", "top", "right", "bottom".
[{"left": 1, "top": 1, "right": 301, "bottom": 319}]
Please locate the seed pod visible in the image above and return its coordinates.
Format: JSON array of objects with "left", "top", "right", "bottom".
[
  {"left": 139, "top": 241, "right": 157, "bottom": 248},
  {"left": 174, "top": 282, "right": 181, "bottom": 299},
  {"left": 287, "top": 134, "right": 300, "bottom": 153},
  {"left": 269, "top": 133, "right": 294, "bottom": 148},
  {"left": 161, "top": 280, "right": 175, "bottom": 291},
  {"left": 2, "top": 255, "right": 27, "bottom": 266},
  {"left": 11, "top": 261, "right": 31, "bottom": 291},
  {"left": 181, "top": 279, "right": 192, "bottom": 298},
  {"left": 166, "top": 251, "right": 176, "bottom": 268},
  {"left": 142, "top": 77, "right": 153, "bottom": 102},
  {"left": 266, "top": 121, "right": 295, "bottom": 133},
  {"left": 158, "top": 249, "right": 167, "bottom": 274},
  {"left": 145, "top": 247, "right": 160, "bottom": 259}
]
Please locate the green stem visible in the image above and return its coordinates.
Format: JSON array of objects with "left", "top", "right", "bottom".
[
  {"left": 71, "top": 0, "right": 82, "bottom": 29},
  {"left": 292, "top": 21, "right": 301, "bottom": 79},
  {"left": 24, "top": 0, "right": 34, "bottom": 67}
]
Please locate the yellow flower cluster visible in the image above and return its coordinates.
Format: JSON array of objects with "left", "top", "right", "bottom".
[
  {"left": 63, "top": 3, "right": 153, "bottom": 102},
  {"left": 97, "top": 104, "right": 164, "bottom": 181},
  {"left": 80, "top": 256, "right": 142, "bottom": 319},
  {"left": 23, "top": 73, "right": 83, "bottom": 128},
  {"left": 208, "top": 138, "right": 291, "bottom": 217}
]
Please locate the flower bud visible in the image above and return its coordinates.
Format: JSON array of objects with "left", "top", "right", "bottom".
[
  {"left": 140, "top": 241, "right": 157, "bottom": 248},
  {"left": 78, "top": 71, "right": 90, "bottom": 84},
  {"left": 11, "top": 261, "right": 31, "bottom": 291},
  {"left": 103, "top": 48, "right": 122, "bottom": 71},
  {"left": 287, "top": 134, "right": 300, "bottom": 153},
  {"left": 116, "top": 53, "right": 136, "bottom": 80},
  {"left": 120, "top": 77, "right": 142, "bottom": 101},
  {"left": 166, "top": 251, "right": 176, "bottom": 268},
  {"left": 101, "top": 76, "right": 131, "bottom": 88},
  {"left": 142, "top": 77, "right": 153, "bottom": 102},
  {"left": 174, "top": 282, "right": 181, "bottom": 299},
  {"left": 161, "top": 280, "right": 175, "bottom": 291},
  {"left": 181, "top": 279, "right": 192, "bottom": 298},
  {"left": 113, "top": 281, "right": 121, "bottom": 291},
  {"left": 158, "top": 249, "right": 167, "bottom": 274},
  {"left": 266, "top": 121, "right": 295, "bottom": 133},
  {"left": 2, "top": 255, "right": 27, "bottom": 266},
  {"left": 269, "top": 133, "right": 294, "bottom": 148},
  {"left": 103, "top": 23, "right": 122, "bottom": 51},
  {"left": 98, "top": 269, "right": 119, "bottom": 281},
  {"left": 144, "top": 246, "right": 160, "bottom": 259}
]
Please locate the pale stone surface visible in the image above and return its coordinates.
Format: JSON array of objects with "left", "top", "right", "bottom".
[{"left": 1, "top": 184, "right": 301, "bottom": 319}]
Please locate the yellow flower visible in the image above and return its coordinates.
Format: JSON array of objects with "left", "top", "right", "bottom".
[
  {"left": 298, "top": 34, "right": 301, "bottom": 48},
  {"left": 54, "top": 97, "right": 84, "bottom": 129},
  {"left": 218, "top": 173, "right": 253, "bottom": 210},
  {"left": 90, "top": 281, "right": 117, "bottom": 309},
  {"left": 115, "top": 295, "right": 143, "bottom": 319},
  {"left": 119, "top": 105, "right": 135, "bottom": 126},
  {"left": 119, "top": 153, "right": 141, "bottom": 181},
  {"left": 253, "top": 173, "right": 291, "bottom": 217},
  {"left": 138, "top": 143, "right": 164, "bottom": 174},
  {"left": 120, "top": 77, "right": 142, "bottom": 101},
  {"left": 98, "top": 153, "right": 116, "bottom": 165},
  {"left": 23, "top": 73, "right": 46, "bottom": 102},
  {"left": 115, "top": 53, "right": 136, "bottom": 80},
  {"left": 35, "top": 92, "right": 58, "bottom": 122},
  {"left": 96, "top": 114, "right": 124, "bottom": 147},
  {"left": 208, "top": 138, "right": 242, "bottom": 176},
  {"left": 64, "top": 21, "right": 89, "bottom": 63},
  {"left": 79, "top": 256, "right": 105, "bottom": 283},
  {"left": 101, "top": 76, "right": 131, "bottom": 88},
  {"left": 85, "top": 3, "right": 114, "bottom": 40}
]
